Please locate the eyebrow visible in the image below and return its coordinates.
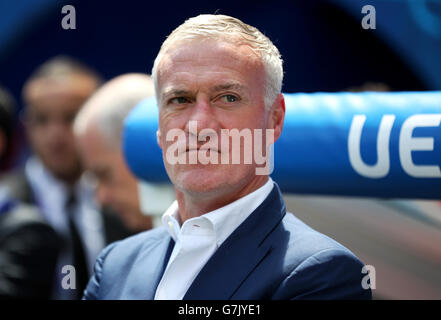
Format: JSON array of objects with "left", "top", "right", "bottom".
[
  {"left": 212, "top": 83, "right": 246, "bottom": 93},
  {"left": 160, "top": 82, "right": 247, "bottom": 102},
  {"left": 161, "top": 89, "right": 194, "bottom": 101}
]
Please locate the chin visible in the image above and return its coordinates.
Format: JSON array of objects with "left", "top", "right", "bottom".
[
  {"left": 173, "top": 165, "right": 245, "bottom": 195},
  {"left": 47, "top": 161, "right": 82, "bottom": 182}
]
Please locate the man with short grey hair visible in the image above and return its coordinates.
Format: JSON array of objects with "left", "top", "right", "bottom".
[{"left": 84, "top": 14, "right": 371, "bottom": 300}]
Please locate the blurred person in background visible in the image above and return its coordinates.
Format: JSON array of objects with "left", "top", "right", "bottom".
[
  {"left": 1, "top": 56, "right": 131, "bottom": 299},
  {"left": 0, "top": 85, "right": 60, "bottom": 299},
  {"left": 74, "top": 73, "right": 174, "bottom": 232}
]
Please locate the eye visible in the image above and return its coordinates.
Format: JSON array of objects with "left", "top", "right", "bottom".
[
  {"left": 64, "top": 112, "right": 77, "bottom": 125},
  {"left": 169, "top": 97, "right": 190, "bottom": 104},
  {"left": 220, "top": 95, "right": 239, "bottom": 103},
  {"left": 32, "top": 114, "right": 49, "bottom": 127}
]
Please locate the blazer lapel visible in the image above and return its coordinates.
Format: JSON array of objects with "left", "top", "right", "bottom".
[
  {"left": 183, "top": 183, "right": 286, "bottom": 300},
  {"left": 124, "top": 234, "right": 175, "bottom": 299}
]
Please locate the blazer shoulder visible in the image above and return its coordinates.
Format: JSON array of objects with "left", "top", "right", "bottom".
[
  {"left": 83, "top": 226, "right": 170, "bottom": 299},
  {"left": 103, "top": 226, "right": 169, "bottom": 264},
  {"left": 273, "top": 212, "right": 371, "bottom": 299},
  {"left": 0, "top": 203, "right": 56, "bottom": 238},
  {"left": 0, "top": 170, "right": 33, "bottom": 204},
  {"left": 282, "top": 212, "right": 355, "bottom": 258}
]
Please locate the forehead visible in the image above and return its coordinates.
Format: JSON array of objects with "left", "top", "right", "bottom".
[
  {"left": 79, "top": 125, "right": 117, "bottom": 159},
  {"left": 157, "top": 39, "right": 265, "bottom": 93},
  {"left": 25, "top": 74, "right": 97, "bottom": 114}
]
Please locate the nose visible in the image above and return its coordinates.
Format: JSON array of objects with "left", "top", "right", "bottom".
[
  {"left": 45, "top": 118, "right": 72, "bottom": 142},
  {"left": 185, "top": 95, "right": 220, "bottom": 135}
]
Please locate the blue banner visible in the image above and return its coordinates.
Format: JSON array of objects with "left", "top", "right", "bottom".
[{"left": 123, "top": 92, "right": 441, "bottom": 199}]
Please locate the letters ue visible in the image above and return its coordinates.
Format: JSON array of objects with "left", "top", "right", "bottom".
[{"left": 348, "top": 114, "right": 441, "bottom": 178}]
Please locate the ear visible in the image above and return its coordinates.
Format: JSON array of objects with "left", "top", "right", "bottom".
[
  {"left": 156, "top": 129, "right": 163, "bottom": 149},
  {"left": 268, "top": 93, "right": 285, "bottom": 142}
]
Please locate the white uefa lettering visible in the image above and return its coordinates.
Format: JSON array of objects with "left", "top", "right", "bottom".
[
  {"left": 348, "top": 114, "right": 395, "bottom": 178},
  {"left": 349, "top": 113, "right": 440, "bottom": 178},
  {"left": 399, "top": 114, "right": 441, "bottom": 178}
]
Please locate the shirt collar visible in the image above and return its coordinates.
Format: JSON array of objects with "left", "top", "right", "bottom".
[
  {"left": 162, "top": 178, "right": 274, "bottom": 246},
  {"left": 25, "top": 156, "right": 68, "bottom": 196},
  {"left": 161, "top": 201, "right": 181, "bottom": 241},
  {"left": 25, "top": 156, "right": 95, "bottom": 204}
]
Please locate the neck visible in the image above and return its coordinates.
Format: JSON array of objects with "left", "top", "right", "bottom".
[
  {"left": 176, "top": 175, "right": 268, "bottom": 223},
  {"left": 61, "top": 175, "right": 80, "bottom": 187},
  {"left": 52, "top": 167, "right": 82, "bottom": 186}
]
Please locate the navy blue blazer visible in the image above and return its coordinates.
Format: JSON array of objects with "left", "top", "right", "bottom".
[{"left": 83, "top": 183, "right": 372, "bottom": 300}]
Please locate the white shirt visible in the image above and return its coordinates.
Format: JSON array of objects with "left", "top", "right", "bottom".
[
  {"left": 154, "top": 178, "right": 274, "bottom": 300},
  {"left": 25, "top": 156, "right": 106, "bottom": 299}
]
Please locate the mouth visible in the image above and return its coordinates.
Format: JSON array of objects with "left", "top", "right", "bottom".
[{"left": 185, "top": 146, "right": 219, "bottom": 153}]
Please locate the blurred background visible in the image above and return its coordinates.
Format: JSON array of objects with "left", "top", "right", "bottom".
[{"left": 0, "top": 0, "right": 440, "bottom": 299}]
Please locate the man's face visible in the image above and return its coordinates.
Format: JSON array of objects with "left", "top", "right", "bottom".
[
  {"left": 76, "top": 127, "right": 142, "bottom": 230},
  {"left": 156, "top": 39, "right": 282, "bottom": 196},
  {"left": 24, "top": 74, "right": 97, "bottom": 182}
]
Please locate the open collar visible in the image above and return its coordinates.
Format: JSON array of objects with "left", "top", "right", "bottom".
[{"left": 183, "top": 182, "right": 286, "bottom": 300}]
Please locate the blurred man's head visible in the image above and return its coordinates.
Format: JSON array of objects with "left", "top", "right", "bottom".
[
  {"left": 22, "top": 56, "right": 101, "bottom": 184},
  {"left": 74, "top": 73, "right": 155, "bottom": 231},
  {"left": 0, "top": 85, "right": 15, "bottom": 169}
]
